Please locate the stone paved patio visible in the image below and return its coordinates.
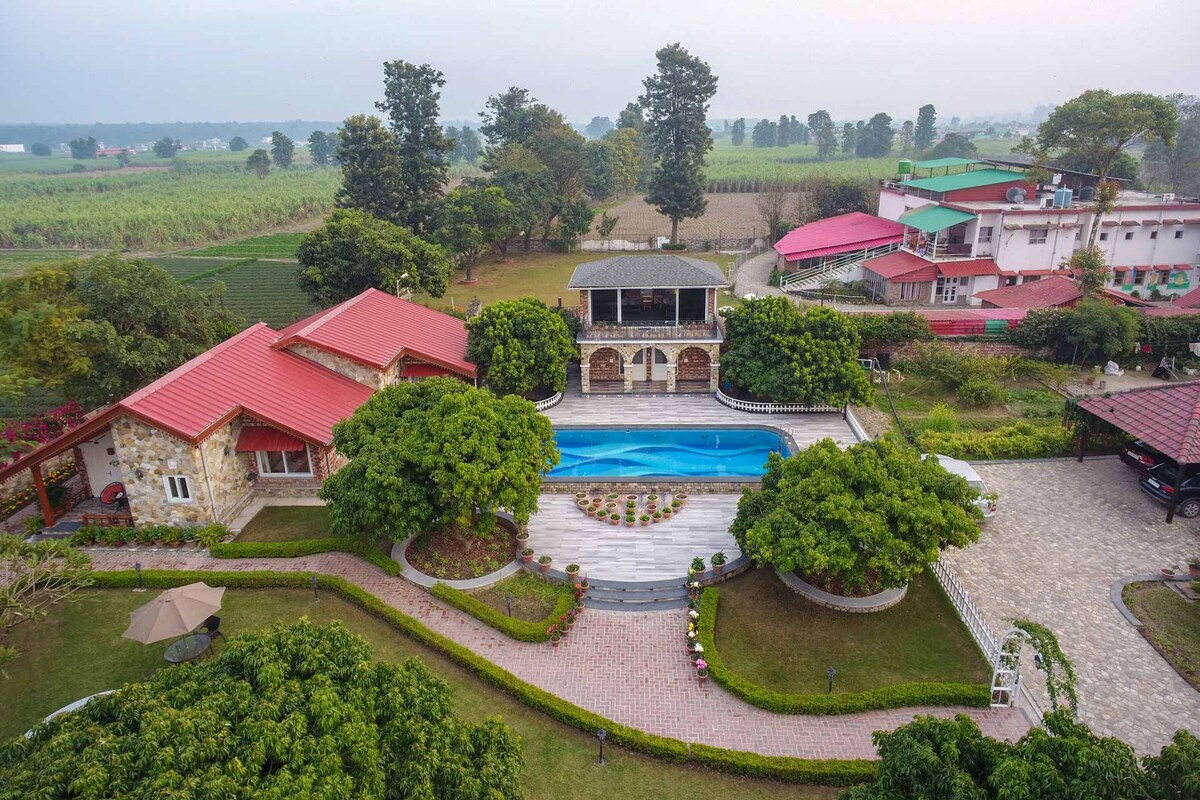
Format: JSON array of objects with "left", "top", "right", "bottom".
[
  {"left": 86, "top": 549, "right": 1029, "bottom": 759},
  {"left": 942, "top": 458, "right": 1200, "bottom": 755},
  {"left": 526, "top": 493, "right": 740, "bottom": 581}
]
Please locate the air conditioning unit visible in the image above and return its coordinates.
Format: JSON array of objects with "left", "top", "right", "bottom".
[
  {"left": 1162, "top": 193, "right": 1176, "bottom": 202},
  {"left": 1042, "top": 197, "right": 1055, "bottom": 208}
]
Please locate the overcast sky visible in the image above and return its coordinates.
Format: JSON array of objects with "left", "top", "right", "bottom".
[{"left": 3, "top": 0, "right": 1198, "bottom": 125}]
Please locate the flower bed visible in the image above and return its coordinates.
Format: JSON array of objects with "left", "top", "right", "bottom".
[
  {"left": 404, "top": 520, "right": 518, "bottom": 580},
  {"left": 432, "top": 581, "right": 576, "bottom": 643},
  {"left": 1, "top": 463, "right": 77, "bottom": 520}
]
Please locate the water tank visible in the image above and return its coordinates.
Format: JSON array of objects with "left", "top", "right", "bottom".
[
  {"left": 1079, "top": 185, "right": 1096, "bottom": 202},
  {"left": 898, "top": 159, "right": 913, "bottom": 176},
  {"left": 1053, "top": 187, "right": 1074, "bottom": 208}
]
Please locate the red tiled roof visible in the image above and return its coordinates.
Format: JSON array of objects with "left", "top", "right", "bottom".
[
  {"left": 276, "top": 289, "right": 476, "bottom": 378},
  {"left": 1173, "top": 285, "right": 1200, "bottom": 308},
  {"left": 235, "top": 426, "right": 307, "bottom": 452},
  {"left": 120, "top": 324, "right": 374, "bottom": 445},
  {"left": 972, "top": 276, "right": 1084, "bottom": 309},
  {"left": 1075, "top": 381, "right": 1200, "bottom": 463},
  {"left": 937, "top": 259, "right": 1002, "bottom": 278},
  {"left": 862, "top": 250, "right": 938, "bottom": 281},
  {"left": 774, "top": 212, "right": 904, "bottom": 261}
]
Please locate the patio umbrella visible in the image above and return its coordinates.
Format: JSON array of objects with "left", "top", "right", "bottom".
[{"left": 122, "top": 582, "right": 225, "bottom": 645}]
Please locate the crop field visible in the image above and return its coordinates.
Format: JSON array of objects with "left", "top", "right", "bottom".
[
  {"left": 145, "top": 256, "right": 248, "bottom": 280},
  {"left": 599, "top": 193, "right": 767, "bottom": 241},
  {"left": 189, "top": 259, "right": 313, "bottom": 327},
  {"left": 0, "top": 149, "right": 311, "bottom": 175},
  {"left": 0, "top": 164, "right": 338, "bottom": 250},
  {"left": 187, "top": 232, "right": 306, "bottom": 259},
  {"left": 0, "top": 248, "right": 104, "bottom": 275}
]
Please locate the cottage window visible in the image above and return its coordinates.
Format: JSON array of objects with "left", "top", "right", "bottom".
[
  {"left": 898, "top": 282, "right": 922, "bottom": 300},
  {"left": 1150, "top": 230, "right": 1158, "bottom": 240},
  {"left": 1176, "top": 231, "right": 1185, "bottom": 239},
  {"left": 1028, "top": 228, "right": 1048, "bottom": 245},
  {"left": 1099, "top": 232, "right": 1109, "bottom": 241},
  {"left": 256, "top": 446, "right": 313, "bottom": 476},
  {"left": 1124, "top": 231, "right": 1134, "bottom": 241},
  {"left": 164, "top": 475, "right": 193, "bottom": 503}
]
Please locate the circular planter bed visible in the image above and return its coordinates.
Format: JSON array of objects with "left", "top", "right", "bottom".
[
  {"left": 777, "top": 569, "right": 908, "bottom": 613},
  {"left": 404, "top": 517, "right": 519, "bottom": 580}
]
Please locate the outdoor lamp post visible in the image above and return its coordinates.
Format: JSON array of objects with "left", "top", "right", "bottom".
[
  {"left": 596, "top": 728, "right": 607, "bottom": 765},
  {"left": 505, "top": 593, "right": 514, "bottom": 617},
  {"left": 134, "top": 562, "right": 146, "bottom": 593},
  {"left": 827, "top": 666, "right": 836, "bottom": 694},
  {"left": 311, "top": 574, "right": 318, "bottom": 601}
]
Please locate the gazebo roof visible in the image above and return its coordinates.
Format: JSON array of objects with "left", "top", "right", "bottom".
[{"left": 1075, "top": 381, "right": 1200, "bottom": 464}]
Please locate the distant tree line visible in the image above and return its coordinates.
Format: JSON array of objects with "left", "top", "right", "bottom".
[{"left": 0, "top": 121, "right": 339, "bottom": 150}]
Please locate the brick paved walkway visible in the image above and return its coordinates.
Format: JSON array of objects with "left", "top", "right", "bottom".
[
  {"left": 943, "top": 459, "right": 1200, "bottom": 755},
  {"left": 87, "top": 549, "right": 1028, "bottom": 759}
]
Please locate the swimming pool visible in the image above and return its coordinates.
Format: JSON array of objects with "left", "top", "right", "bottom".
[{"left": 547, "top": 427, "right": 790, "bottom": 479}]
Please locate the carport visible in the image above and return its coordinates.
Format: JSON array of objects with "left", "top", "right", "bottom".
[{"left": 1073, "top": 381, "right": 1200, "bottom": 522}]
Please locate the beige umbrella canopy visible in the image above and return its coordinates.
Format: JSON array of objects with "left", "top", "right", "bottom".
[{"left": 122, "top": 582, "right": 225, "bottom": 644}]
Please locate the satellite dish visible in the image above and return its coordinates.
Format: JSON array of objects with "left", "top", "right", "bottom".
[{"left": 1005, "top": 187, "right": 1027, "bottom": 203}]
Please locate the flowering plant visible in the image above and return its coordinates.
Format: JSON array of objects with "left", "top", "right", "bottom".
[
  {"left": 695, "top": 659, "right": 707, "bottom": 670},
  {"left": 693, "top": 643, "right": 704, "bottom": 653},
  {"left": 688, "top": 609, "right": 699, "bottom": 619},
  {"left": 690, "top": 581, "right": 700, "bottom": 589},
  {"left": 547, "top": 624, "right": 558, "bottom": 636},
  {"left": 687, "top": 630, "right": 696, "bottom": 639}
]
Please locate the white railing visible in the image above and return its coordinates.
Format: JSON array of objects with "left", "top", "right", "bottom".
[
  {"left": 715, "top": 387, "right": 841, "bottom": 414},
  {"left": 931, "top": 558, "right": 1000, "bottom": 661},
  {"left": 779, "top": 241, "right": 899, "bottom": 293},
  {"left": 533, "top": 392, "right": 563, "bottom": 412},
  {"left": 844, "top": 406, "right": 870, "bottom": 442}
]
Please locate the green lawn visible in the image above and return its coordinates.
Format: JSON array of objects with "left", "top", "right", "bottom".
[
  {"left": 187, "top": 232, "right": 305, "bottom": 259},
  {"left": 235, "top": 505, "right": 332, "bottom": 543},
  {"left": 1125, "top": 581, "right": 1200, "bottom": 690},
  {"left": 0, "top": 589, "right": 835, "bottom": 799},
  {"left": 411, "top": 250, "right": 735, "bottom": 313},
  {"left": 714, "top": 569, "right": 989, "bottom": 695},
  {"left": 471, "top": 573, "right": 571, "bottom": 621},
  {"left": 875, "top": 374, "right": 1065, "bottom": 433}
]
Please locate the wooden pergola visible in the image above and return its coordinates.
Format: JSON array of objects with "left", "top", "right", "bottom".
[{"left": 1073, "top": 381, "right": 1200, "bottom": 523}]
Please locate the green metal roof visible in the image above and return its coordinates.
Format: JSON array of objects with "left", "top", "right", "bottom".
[
  {"left": 912, "top": 157, "right": 983, "bottom": 169},
  {"left": 899, "top": 205, "right": 976, "bottom": 233},
  {"left": 900, "top": 167, "right": 1026, "bottom": 193}
]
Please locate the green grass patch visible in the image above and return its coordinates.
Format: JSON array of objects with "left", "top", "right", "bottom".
[
  {"left": 145, "top": 255, "right": 246, "bottom": 279},
  {"left": 714, "top": 568, "right": 989, "bottom": 695},
  {"left": 470, "top": 572, "right": 571, "bottom": 622},
  {"left": 188, "top": 259, "right": 314, "bottom": 326},
  {"left": 1, "top": 584, "right": 839, "bottom": 798},
  {"left": 235, "top": 505, "right": 332, "bottom": 543},
  {"left": 187, "top": 232, "right": 305, "bottom": 259},
  {"left": 1124, "top": 581, "right": 1200, "bottom": 690},
  {"left": 0, "top": 249, "right": 104, "bottom": 275}
]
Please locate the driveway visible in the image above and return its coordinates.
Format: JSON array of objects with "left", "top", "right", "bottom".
[{"left": 941, "top": 458, "right": 1200, "bottom": 754}]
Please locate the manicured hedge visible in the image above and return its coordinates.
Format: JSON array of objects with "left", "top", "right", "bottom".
[
  {"left": 90, "top": 569, "right": 875, "bottom": 785},
  {"left": 431, "top": 582, "right": 576, "bottom": 643},
  {"left": 697, "top": 588, "right": 990, "bottom": 714},
  {"left": 209, "top": 537, "right": 401, "bottom": 576}
]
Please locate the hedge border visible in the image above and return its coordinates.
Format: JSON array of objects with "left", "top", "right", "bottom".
[
  {"left": 209, "top": 538, "right": 401, "bottom": 576},
  {"left": 698, "top": 587, "right": 991, "bottom": 714},
  {"left": 430, "top": 582, "right": 576, "bottom": 643},
  {"left": 88, "top": 569, "right": 875, "bottom": 786}
]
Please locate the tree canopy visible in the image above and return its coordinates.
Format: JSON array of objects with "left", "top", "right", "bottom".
[
  {"left": 731, "top": 117, "right": 746, "bottom": 146},
  {"left": 1143, "top": 94, "right": 1200, "bottom": 197},
  {"left": 297, "top": 208, "right": 452, "bottom": 306},
  {"left": 731, "top": 438, "right": 981, "bottom": 592},
  {"left": 270, "top": 131, "right": 294, "bottom": 168},
  {"left": 336, "top": 114, "right": 408, "bottom": 220},
  {"left": 640, "top": 43, "right": 718, "bottom": 243},
  {"left": 228, "top": 135, "right": 248, "bottom": 152},
  {"left": 914, "top": 103, "right": 937, "bottom": 150},
  {"left": 245, "top": 148, "right": 271, "bottom": 178},
  {"left": 67, "top": 137, "right": 97, "bottom": 159},
  {"left": 432, "top": 186, "right": 517, "bottom": 281},
  {"left": 151, "top": 136, "right": 181, "bottom": 158},
  {"left": 0, "top": 620, "right": 523, "bottom": 799},
  {"left": 321, "top": 378, "right": 558, "bottom": 543},
  {"left": 807, "top": 111, "right": 837, "bottom": 159},
  {"left": 927, "top": 132, "right": 978, "bottom": 160},
  {"left": 308, "top": 129, "right": 337, "bottom": 166},
  {"left": 840, "top": 710, "right": 1200, "bottom": 800},
  {"left": 377, "top": 60, "right": 453, "bottom": 230},
  {"left": 721, "top": 298, "right": 871, "bottom": 406},
  {"left": 855, "top": 113, "right": 895, "bottom": 158},
  {"left": 467, "top": 297, "right": 576, "bottom": 396}
]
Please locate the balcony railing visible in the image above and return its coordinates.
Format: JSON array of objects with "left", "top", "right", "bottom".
[
  {"left": 903, "top": 241, "right": 975, "bottom": 260},
  {"left": 581, "top": 319, "right": 723, "bottom": 340}
]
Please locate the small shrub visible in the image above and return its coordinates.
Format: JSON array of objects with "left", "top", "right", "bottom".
[
  {"left": 22, "top": 514, "right": 45, "bottom": 536},
  {"left": 922, "top": 402, "right": 960, "bottom": 433},
  {"left": 691, "top": 557, "right": 706, "bottom": 573},
  {"left": 915, "top": 421, "right": 1075, "bottom": 460},
  {"left": 956, "top": 375, "right": 1007, "bottom": 407}
]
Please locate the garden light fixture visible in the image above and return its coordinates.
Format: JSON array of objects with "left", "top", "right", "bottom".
[
  {"left": 827, "top": 666, "right": 836, "bottom": 694},
  {"left": 596, "top": 728, "right": 607, "bottom": 765}
]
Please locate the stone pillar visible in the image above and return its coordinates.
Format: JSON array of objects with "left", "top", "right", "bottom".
[
  {"left": 623, "top": 364, "right": 634, "bottom": 393},
  {"left": 709, "top": 361, "right": 720, "bottom": 393},
  {"left": 580, "top": 363, "right": 591, "bottom": 394},
  {"left": 666, "top": 363, "right": 677, "bottom": 393}
]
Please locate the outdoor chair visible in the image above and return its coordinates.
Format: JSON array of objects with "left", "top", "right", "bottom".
[
  {"left": 197, "top": 615, "right": 225, "bottom": 641},
  {"left": 99, "top": 482, "right": 128, "bottom": 513}
]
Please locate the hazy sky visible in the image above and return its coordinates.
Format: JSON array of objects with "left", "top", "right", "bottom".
[{"left": 3, "top": 0, "right": 1198, "bottom": 125}]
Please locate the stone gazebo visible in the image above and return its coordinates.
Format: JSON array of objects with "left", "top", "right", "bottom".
[{"left": 568, "top": 255, "right": 726, "bottom": 394}]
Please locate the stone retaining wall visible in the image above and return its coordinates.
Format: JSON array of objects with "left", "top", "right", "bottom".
[{"left": 776, "top": 568, "right": 908, "bottom": 612}]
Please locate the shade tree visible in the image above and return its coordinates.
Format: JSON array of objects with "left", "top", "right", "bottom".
[
  {"left": 228, "top": 135, "right": 248, "bottom": 152},
  {"left": 270, "top": 131, "right": 294, "bottom": 168},
  {"left": 466, "top": 297, "right": 576, "bottom": 395},
  {"left": 432, "top": 186, "right": 517, "bottom": 281},
  {"left": 376, "top": 60, "right": 453, "bottom": 229},
  {"left": 245, "top": 148, "right": 271, "bottom": 177},
  {"left": 336, "top": 114, "right": 408, "bottom": 220},
  {"left": 914, "top": 103, "right": 937, "bottom": 150},
  {"left": 307, "top": 129, "right": 337, "bottom": 165},
  {"left": 151, "top": 137, "right": 181, "bottom": 158}
]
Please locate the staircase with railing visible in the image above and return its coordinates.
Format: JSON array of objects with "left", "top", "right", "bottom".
[{"left": 779, "top": 242, "right": 899, "bottom": 294}]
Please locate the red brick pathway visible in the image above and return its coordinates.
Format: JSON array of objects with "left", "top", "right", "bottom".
[{"left": 88, "top": 549, "right": 1030, "bottom": 759}]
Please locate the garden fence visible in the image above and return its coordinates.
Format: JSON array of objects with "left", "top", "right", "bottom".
[{"left": 930, "top": 559, "right": 1000, "bottom": 662}]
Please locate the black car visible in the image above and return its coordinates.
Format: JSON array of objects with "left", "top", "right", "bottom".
[
  {"left": 1121, "top": 439, "right": 1170, "bottom": 472},
  {"left": 1139, "top": 463, "right": 1200, "bottom": 519}
]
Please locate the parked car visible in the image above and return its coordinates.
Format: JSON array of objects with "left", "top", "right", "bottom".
[
  {"left": 1139, "top": 463, "right": 1200, "bottom": 519},
  {"left": 1120, "top": 439, "right": 1170, "bottom": 472},
  {"left": 924, "top": 454, "right": 997, "bottom": 520}
]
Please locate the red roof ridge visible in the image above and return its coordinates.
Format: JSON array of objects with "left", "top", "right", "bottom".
[
  {"left": 274, "top": 291, "right": 374, "bottom": 342},
  {"left": 121, "top": 323, "right": 274, "bottom": 409}
]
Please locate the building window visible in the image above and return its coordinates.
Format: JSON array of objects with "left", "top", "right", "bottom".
[
  {"left": 898, "top": 282, "right": 922, "bottom": 300},
  {"left": 977, "top": 226, "right": 993, "bottom": 244},
  {"left": 1100, "top": 232, "right": 1109, "bottom": 241},
  {"left": 1005, "top": 276, "right": 1018, "bottom": 286},
  {"left": 1124, "top": 231, "right": 1134, "bottom": 240},
  {"left": 1177, "top": 231, "right": 1185, "bottom": 239},
  {"left": 1028, "top": 228, "right": 1048, "bottom": 244},
  {"left": 1150, "top": 230, "right": 1158, "bottom": 240},
  {"left": 1133, "top": 270, "right": 1145, "bottom": 286},
  {"left": 256, "top": 446, "right": 313, "bottom": 476},
  {"left": 163, "top": 475, "right": 193, "bottom": 503}
]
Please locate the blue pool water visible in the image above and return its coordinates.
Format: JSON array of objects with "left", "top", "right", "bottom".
[{"left": 547, "top": 427, "right": 789, "bottom": 479}]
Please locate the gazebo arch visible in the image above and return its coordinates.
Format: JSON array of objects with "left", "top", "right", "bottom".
[
  {"left": 676, "top": 347, "right": 712, "bottom": 381},
  {"left": 588, "top": 347, "right": 623, "bottom": 383}
]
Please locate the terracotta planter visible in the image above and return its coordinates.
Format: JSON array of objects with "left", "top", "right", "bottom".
[
  {"left": 625, "top": 519, "right": 635, "bottom": 527},
  {"left": 577, "top": 500, "right": 591, "bottom": 513},
  {"left": 550, "top": 636, "right": 561, "bottom": 648},
  {"left": 565, "top": 567, "right": 580, "bottom": 581},
  {"left": 539, "top": 560, "right": 552, "bottom": 574},
  {"left": 697, "top": 670, "right": 708, "bottom": 685},
  {"left": 1161, "top": 568, "right": 1176, "bottom": 579},
  {"left": 712, "top": 562, "right": 724, "bottom": 575},
  {"left": 651, "top": 515, "right": 662, "bottom": 524},
  {"left": 520, "top": 552, "right": 534, "bottom": 565},
  {"left": 640, "top": 519, "right": 649, "bottom": 526},
  {"left": 645, "top": 503, "right": 657, "bottom": 513},
  {"left": 559, "top": 626, "right": 569, "bottom": 639},
  {"left": 610, "top": 516, "right": 620, "bottom": 525}
]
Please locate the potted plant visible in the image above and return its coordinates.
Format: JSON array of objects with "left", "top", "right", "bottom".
[
  {"left": 574, "top": 491, "right": 588, "bottom": 502},
  {"left": 652, "top": 511, "right": 663, "bottom": 523},
  {"left": 548, "top": 624, "right": 561, "bottom": 647},
  {"left": 626, "top": 500, "right": 637, "bottom": 511},
  {"left": 675, "top": 493, "right": 688, "bottom": 505},
  {"left": 625, "top": 514, "right": 635, "bottom": 527},
  {"left": 711, "top": 551, "right": 727, "bottom": 575},
  {"left": 520, "top": 547, "right": 535, "bottom": 565},
  {"left": 565, "top": 563, "right": 581, "bottom": 580},
  {"left": 1189, "top": 560, "right": 1200, "bottom": 579},
  {"left": 161, "top": 527, "right": 183, "bottom": 549},
  {"left": 596, "top": 510, "right": 608, "bottom": 521},
  {"left": 690, "top": 557, "right": 705, "bottom": 579},
  {"left": 646, "top": 493, "right": 659, "bottom": 503},
  {"left": 696, "top": 659, "right": 709, "bottom": 685},
  {"left": 516, "top": 529, "right": 531, "bottom": 547},
  {"left": 690, "top": 642, "right": 704, "bottom": 663},
  {"left": 591, "top": 496, "right": 602, "bottom": 507},
  {"left": 671, "top": 499, "right": 682, "bottom": 511},
  {"left": 606, "top": 493, "right": 619, "bottom": 501},
  {"left": 662, "top": 506, "right": 673, "bottom": 518},
  {"left": 577, "top": 499, "right": 591, "bottom": 513},
  {"left": 102, "top": 526, "right": 127, "bottom": 548},
  {"left": 610, "top": 514, "right": 620, "bottom": 526},
  {"left": 626, "top": 494, "right": 638, "bottom": 503},
  {"left": 639, "top": 514, "right": 650, "bottom": 526},
  {"left": 559, "top": 615, "right": 571, "bottom": 638},
  {"left": 586, "top": 504, "right": 597, "bottom": 517},
  {"left": 538, "top": 555, "right": 552, "bottom": 574}
]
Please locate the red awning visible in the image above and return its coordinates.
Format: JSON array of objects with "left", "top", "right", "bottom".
[
  {"left": 235, "top": 426, "right": 307, "bottom": 452},
  {"left": 401, "top": 363, "right": 452, "bottom": 379}
]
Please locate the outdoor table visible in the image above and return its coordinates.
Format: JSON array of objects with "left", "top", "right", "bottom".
[{"left": 164, "top": 634, "right": 211, "bottom": 664}]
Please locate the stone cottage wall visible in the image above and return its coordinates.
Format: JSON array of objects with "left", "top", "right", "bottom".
[
  {"left": 286, "top": 343, "right": 385, "bottom": 388},
  {"left": 198, "top": 419, "right": 255, "bottom": 523},
  {"left": 111, "top": 415, "right": 212, "bottom": 526}
]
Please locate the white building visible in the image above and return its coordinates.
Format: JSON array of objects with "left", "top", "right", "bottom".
[{"left": 0, "top": 144, "right": 26, "bottom": 154}]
